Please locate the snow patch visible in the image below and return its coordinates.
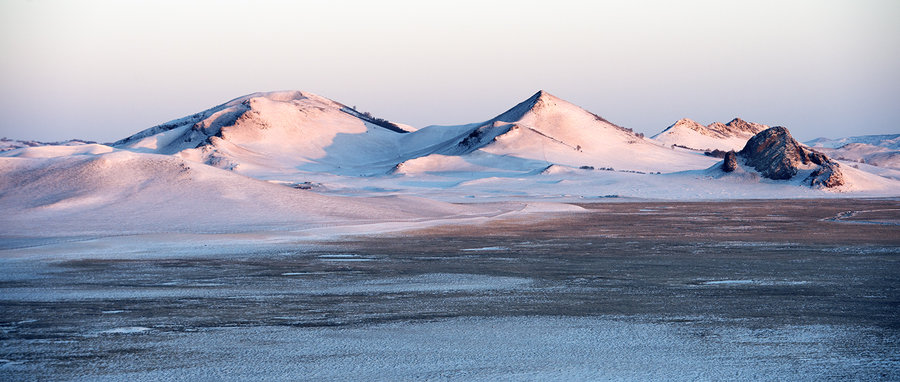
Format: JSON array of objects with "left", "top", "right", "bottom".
[
  {"left": 100, "top": 327, "right": 152, "bottom": 334},
  {"left": 461, "top": 246, "right": 509, "bottom": 251},
  {"left": 700, "top": 280, "right": 809, "bottom": 286}
]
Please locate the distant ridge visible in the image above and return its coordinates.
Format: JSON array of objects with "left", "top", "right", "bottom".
[
  {"left": 0, "top": 138, "right": 96, "bottom": 152},
  {"left": 806, "top": 134, "right": 900, "bottom": 150},
  {"left": 806, "top": 134, "right": 900, "bottom": 170}
]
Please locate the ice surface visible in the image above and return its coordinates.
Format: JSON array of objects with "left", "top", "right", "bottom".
[
  {"left": 700, "top": 279, "right": 810, "bottom": 286},
  {"left": 461, "top": 246, "right": 509, "bottom": 251},
  {"left": 99, "top": 327, "right": 152, "bottom": 335},
  {"left": 323, "top": 273, "right": 532, "bottom": 294},
  {"left": 6, "top": 317, "right": 895, "bottom": 381}
]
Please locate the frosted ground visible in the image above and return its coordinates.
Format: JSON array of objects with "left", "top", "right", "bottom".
[{"left": 2, "top": 200, "right": 898, "bottom": 380}]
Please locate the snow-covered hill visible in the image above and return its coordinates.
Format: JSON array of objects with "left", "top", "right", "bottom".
[
  {"left": 113, "top": 91, "right": 419, "bottom": 178},
  {"left": 106, "top": 89, "right": 731, "bottom": 189},
  {"left": 114, "top": 90, "right": 719, "bottom": 179},
  {"left": 394, "top": 91, "right": 718, "bottom": 175},
  {"left": 651, "top": 118, "right": 769, "bottom": 151},
  {"left": 2, "top": 89, "right": 896, "bottom": 228},
  {"left": 106, "top": 90, "right": 898, "bottom": 199}
]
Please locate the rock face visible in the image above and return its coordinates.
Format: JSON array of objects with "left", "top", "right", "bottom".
[
  {"left": 722, "top": 151, "right": 738, "bottom": 172},
  {"left": 737, "top": 126, "right": 844, "bottom": 188}
]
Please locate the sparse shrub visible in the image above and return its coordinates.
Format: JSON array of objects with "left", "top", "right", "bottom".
[
  {"left": 705, "top": 149, "right": 728, "bottom": 158},
  {"left": 342, "top": 108, "right": 406, "bottom": 133}
]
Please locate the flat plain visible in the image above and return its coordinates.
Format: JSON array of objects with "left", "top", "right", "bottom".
[{"left": 2, "top": 199, "right": 898, "bottom": 380}]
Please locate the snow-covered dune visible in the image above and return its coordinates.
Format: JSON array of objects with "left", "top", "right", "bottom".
[{"left": 0, "top": 148, "right": 519, "bottom": 237}]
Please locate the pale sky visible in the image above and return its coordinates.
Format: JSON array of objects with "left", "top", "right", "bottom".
[{"left": 1, "top": 0, "right": 898, "bottom": 142}]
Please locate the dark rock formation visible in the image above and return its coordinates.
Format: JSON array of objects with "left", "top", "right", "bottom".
[
  {"left": 722, "top": 151, "right": 738, "bottom": 172},
  {"left": 807, "top": 162, "right": 844, "bottom": 188},
  {"left": 737, "top": 126, "right": 843, "bottom": 187},
  {"left": 739, "top": 127, "right": 805, "bottom": 179}
]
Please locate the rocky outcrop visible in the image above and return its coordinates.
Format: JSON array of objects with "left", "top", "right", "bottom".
[
  {"left": 739, "top": 127, "right": 808, "bottom": 180},
  {"left": 722, "top": 151, "right": 737, "bottom": 172},
  {"left": 807, "top": 162, "right": 844, "bottom": 188},
  {"left": 716, "top": 118, "right": 768, "bottom": 136},
  {"left": 652, "top": 117, "right": 770, "bottom": 152},
  {"left": 737, "top": 126, "right": 843, "bottom": 188},
  {"left": 665, "top": 117, "right": 769, "bottom": 139}
]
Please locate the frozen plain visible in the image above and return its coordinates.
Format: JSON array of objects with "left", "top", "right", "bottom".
[{"left": 2, "top": 199, "right": 899, "bottom": 381}]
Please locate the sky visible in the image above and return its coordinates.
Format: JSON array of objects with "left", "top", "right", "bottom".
[{"left": 1, "top": 0, "right": 898, "bottom": 142}]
